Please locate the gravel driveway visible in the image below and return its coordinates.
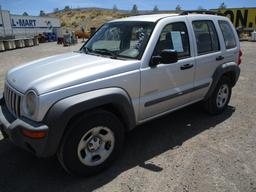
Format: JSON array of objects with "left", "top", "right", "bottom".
[{"left": 0, "top": 41, "right": 255, "bottom": 192}]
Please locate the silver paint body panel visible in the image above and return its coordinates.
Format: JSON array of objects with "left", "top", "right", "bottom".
[{"left": 4, "top": 14, "right": 240, "bottom": 124}]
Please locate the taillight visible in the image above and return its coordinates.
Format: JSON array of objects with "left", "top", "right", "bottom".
[{"left": 238, "top": 49, "right": 243, "bottom": 65}]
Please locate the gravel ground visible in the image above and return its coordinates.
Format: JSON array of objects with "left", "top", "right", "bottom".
[{"left": 0, "top": 41, "right": 255, "bottom": 192}]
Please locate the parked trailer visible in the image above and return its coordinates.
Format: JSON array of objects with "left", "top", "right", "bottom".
[
  {"left": 0, "top": 37, "right": 38, "bottom": 51},
  {"left": 251, "top": 31, "right": 256, "bottom": 41},
  {"left": 33, "top": 37, "right": 39, "bottom": 46},
  {"left": 14, "top": 39, "right": 25, "bottom": 48},
  {"left": 0, "top": 10, "right": 13, "bottom": 37},
  {"left": 11, "top": 14, "right": 61, "bottom": 38},
  {"left": 24, "top": 38, "right": 34, "bottom": 47},
  {"left": 1, "top": 9, "right": 61, "bottom": 39},
  {"left": 0, "top": 41, "right": 5, "bottom": 51},
  {"left": 3, "top": 39, "right": 16, "bottom": 50},
  {"left": 0, "top": 9, "right": 60, "bottom": 51}
]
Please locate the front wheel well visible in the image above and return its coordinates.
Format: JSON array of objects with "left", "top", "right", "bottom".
[
  {"left": 59, "top": 105, "right": 129, "bottom": 156},
  {"left": 65, "top": 104, "right": 131, "bottom": 134},
  {"left": 98, "top": 104, "right": 130, "bottom": 132}
]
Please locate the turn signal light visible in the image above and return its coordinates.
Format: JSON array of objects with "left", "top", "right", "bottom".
[
  {"left": 238, "top": 49, "right": 243, "bottom": 65},
  {"left": 21, "top": 129, "right": 47, "bottom": 139}
]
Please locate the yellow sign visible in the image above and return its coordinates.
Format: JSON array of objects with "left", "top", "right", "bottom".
[{"left": 216, "top": 8, "right": 256, "bottom": 28}]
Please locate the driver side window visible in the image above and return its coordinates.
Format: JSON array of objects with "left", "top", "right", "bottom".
[{"left": 154, "top": 22, "right": 190, "bottom": 59}]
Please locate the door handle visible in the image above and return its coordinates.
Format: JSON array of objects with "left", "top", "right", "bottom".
[
  {"left": 180, "top": 63, "right": 194, "bottom": 70},
  {"left": 216, "top": 56, "right": 224, "bottom": 61}
]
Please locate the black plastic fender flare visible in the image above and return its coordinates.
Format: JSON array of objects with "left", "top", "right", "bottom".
[
  {"left": 42, "top": 87, "right": 136, "bottom": 157},
  {"left": 204, "top": 62, "right": 240, "bottom": 100}
]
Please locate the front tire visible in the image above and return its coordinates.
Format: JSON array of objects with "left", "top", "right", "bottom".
[
  {"left": 57, "top": 110, "right": 125, "bottom": 176},
  {"left": 203, "top": 76, "right": 232, "bottom": 115}
]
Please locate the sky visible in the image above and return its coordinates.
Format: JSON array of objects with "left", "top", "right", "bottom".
[{"left": 0, "top": 0, "right": 256, "bottom": 16}]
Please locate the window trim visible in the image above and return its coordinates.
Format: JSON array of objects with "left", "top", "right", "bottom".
[
  {"left": 152, "top": 21, "right": 191, "bottom": 60},
  {"left": 218, "top": 20, "right": 237, "bottom": 50},
  {"left": 192, "top": 20, "right": 221, "bottom": 56}
]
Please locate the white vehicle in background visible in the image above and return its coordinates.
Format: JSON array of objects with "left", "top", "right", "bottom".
[{"left": 0, "top": 11, "right": 242, "bottom": 176}]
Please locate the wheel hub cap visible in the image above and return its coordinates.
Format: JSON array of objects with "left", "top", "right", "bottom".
[
  {"left": 77, "top": 126, "right": 115, "bottom": 166},
  {"left": 216, "top": 84, "right": 229, "bottom": 108},
  {"left": 87, "top": 137, "right": 101, "bottom": 152}
]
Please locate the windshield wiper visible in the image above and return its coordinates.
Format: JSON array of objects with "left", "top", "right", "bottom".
[
  {"left": 82, "top": 47, "right": 118, "bottom": 59},
  {"left": 83, "top": 47, "right": 93, "bottom": 54},
  {"left": 94, "top": 49, "right": 118, "bottom": 59}
]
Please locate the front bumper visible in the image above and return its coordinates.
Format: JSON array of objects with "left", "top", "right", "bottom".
[{"left": 0, "top": 93, "right": 49, "bottom": 157}]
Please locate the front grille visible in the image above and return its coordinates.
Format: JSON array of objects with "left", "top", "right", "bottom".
[{"left": 4, "top": 84, "right": 22, "bottom": 117}]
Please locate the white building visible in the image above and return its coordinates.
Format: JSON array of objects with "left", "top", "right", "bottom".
[{"left": 0, "top": 10, "right": 61, "bottom": 39}]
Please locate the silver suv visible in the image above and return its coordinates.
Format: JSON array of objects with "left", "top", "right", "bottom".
[{"left": 0, "top": 13, "right": 241, "bottom": 176}]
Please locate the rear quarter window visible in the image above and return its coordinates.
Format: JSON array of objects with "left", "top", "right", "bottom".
[{"left": 218, "top": 20, "right": 237, "bottom": 49}]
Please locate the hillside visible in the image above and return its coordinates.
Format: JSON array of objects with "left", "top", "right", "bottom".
[{"left": 49, "top": 9, "right": 132, "bottom": 32}]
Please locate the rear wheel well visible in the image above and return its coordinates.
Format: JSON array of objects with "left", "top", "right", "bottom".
[{"left": 222, "top": 71, "right": 236, "bottom": 87}]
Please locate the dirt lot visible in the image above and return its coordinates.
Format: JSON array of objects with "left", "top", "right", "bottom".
[{"left": 0, "top": 42, "right": 255, "bottom": 192}]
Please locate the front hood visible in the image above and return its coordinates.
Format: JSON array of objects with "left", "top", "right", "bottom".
[{"left": 7, "top": 52, "right": 140, "bottom": 94}]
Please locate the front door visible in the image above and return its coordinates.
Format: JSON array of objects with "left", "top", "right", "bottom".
[{"left": 139, "top": 19, "right": 195, "bottom": 120}]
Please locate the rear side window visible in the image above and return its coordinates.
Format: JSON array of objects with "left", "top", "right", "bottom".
[
  {"left": 218, "top": 20, "right": 237, "bottom": 49},
  {"left": 192, "top": 20, "right": 220, "bottom": 55}
]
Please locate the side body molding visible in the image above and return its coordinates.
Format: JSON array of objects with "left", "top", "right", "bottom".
[
  {"left": 204, "top": 62, "right": 240, "bottom": 100},
  {"left": 42, "top": 87, "right": 136, "bottom": 157}
]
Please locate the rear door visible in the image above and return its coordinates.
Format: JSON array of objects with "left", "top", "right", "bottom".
[
  {"left": 1, "top": 10, "right": 13, "bottom": 37},
  {"left": 217, "top": 19, "right": 240, "bottom": 64},
  {"left": 189, "top": 18, "right": 223, "bottom": 100}
]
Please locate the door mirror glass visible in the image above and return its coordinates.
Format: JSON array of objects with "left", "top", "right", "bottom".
[{"left": 150, "top": 49, "right": 178, "bottom": 66}]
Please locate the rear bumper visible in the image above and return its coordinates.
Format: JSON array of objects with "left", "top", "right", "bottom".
[{"left": 0, "top": 93, "right": 50, "bottom": 157}]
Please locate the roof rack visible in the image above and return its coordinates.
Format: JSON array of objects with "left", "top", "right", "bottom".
[{"left": 180, "top": 10, "right": 224, "bottom": 16}]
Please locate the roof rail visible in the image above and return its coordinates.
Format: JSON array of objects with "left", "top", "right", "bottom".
[{"left": 180, "top": 10, "right": 225, "bottom": 16}]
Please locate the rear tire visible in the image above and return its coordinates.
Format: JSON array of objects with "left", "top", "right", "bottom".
[
  {"left": 203, "top": 76, "right": 232, "bottom": 115},
  {"left": 57, "top": 110, "right": 125, "bottom": 176}
]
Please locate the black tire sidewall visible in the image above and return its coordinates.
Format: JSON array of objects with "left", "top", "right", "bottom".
[{"left": 58, "top": 110, "right": 124, "bottom": 176}]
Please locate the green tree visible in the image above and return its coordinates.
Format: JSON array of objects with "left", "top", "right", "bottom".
[
  {"left": 113, "top": 5, "right": 118, "bottom": 12},
  {"left": 175, "top": 5, "right": 182, "bottom": 12},
  {"left": 64, "top": 5, "right": 70, "bottom": 11},
  {"left": 131, "top": 4, "right": 138, "bottom": 15},
  {"left": 219, "top": 2, "right": 227, "bottom": 9},
  {"left": 61, "top": 21, "right": 66, "bottom": 27},
  {"left": 197, "top": 6, "right": 204, "bottom": 11},
  {"left": 22, "top": 12, "right": 29, "bottom": 16},
  {"left": 53, "top": 8, "right": 59, "bottom": 13},
  {"left": 39, "top": 10, "right": 46, "bottom": 16},
  {"left": 153, "top": 5, "right": 159, "bottom": 13}
]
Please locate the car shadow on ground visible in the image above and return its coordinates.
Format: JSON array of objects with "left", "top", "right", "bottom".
[{"left": 0, "top": 104, "right": 235, "bottom": 192}]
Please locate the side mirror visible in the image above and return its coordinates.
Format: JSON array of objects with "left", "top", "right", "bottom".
[{"left": 150, "top": 49, "right": 178, "bottom": 67}]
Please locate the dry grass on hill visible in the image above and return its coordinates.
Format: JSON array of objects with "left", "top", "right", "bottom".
[{"left": 49, "top": 9, "right": 131, "bottom": 32}]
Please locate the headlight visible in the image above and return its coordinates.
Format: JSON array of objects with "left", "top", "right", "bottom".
[{"left": 25, "top": 90, "right": 38, "bottom": 116}]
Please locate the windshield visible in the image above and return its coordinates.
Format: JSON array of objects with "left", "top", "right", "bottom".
[{"left": 81, "top": 21, "right": 155, "bottom": 60}]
